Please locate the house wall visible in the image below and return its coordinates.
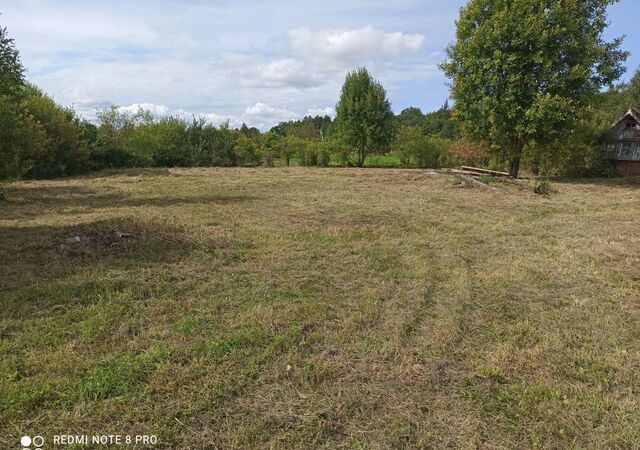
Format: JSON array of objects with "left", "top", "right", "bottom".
[
  {"left": 604, "top": 120, "right": 640, "bottom": 162},
  {"left": 615, "top": 160, "right": 640, "bottom": 176}
]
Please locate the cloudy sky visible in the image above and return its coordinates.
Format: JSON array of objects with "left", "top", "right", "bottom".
[{"left": 2, "top": 0, "right": 639, "bottom": 130}]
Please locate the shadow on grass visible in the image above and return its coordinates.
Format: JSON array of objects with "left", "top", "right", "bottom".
[
  {"left": 0, "top": 183, "right": 262, "bottom": 220},
  {"left": 0, "top": 216, "right": 252, "bottom": 315},
  {"left": 76, "top": 167, "right": 175, "bottom": 179},
  {"left": 552, "top": 176, "right": 640, "bottom": 188},
  {"left": 1, "top": 215, "right": 242, "bottom": 264}
]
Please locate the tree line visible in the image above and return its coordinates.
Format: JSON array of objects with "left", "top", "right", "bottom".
[
  {"left": 0, "top": 29, "right": 474, "bottom": 181},
  {"left": 1, "top": 0, "right": 639, "bottom": 181}
]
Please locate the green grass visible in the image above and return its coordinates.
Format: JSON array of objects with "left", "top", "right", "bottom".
[{"left": 1, "top": 168, "right": 639, "bottom": 448}]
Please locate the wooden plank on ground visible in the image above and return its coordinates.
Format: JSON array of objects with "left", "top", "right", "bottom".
[{"left": 461, "top": 166, "right": 510, "bottom": 177}]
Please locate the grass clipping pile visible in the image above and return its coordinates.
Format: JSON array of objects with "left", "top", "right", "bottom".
[{"left": 55, "top": 217, "right": 228, "bottom": 263}]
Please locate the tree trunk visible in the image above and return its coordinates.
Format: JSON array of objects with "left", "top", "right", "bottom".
[
  {"left": 508, "top": 157, "right": 520, "bottom": 179},
  {"left": 357, "top": 144, "right": 365, "bottom": 167}
]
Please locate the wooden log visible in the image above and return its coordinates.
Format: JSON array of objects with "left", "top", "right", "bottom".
[
  {"left": 450, "top": 169, "right": 488, "bottom": 177},
  {"left": 460, "top": 166, "right": 510, "bottom": 177}
]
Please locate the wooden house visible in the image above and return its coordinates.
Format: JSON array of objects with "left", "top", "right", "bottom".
[{"left": 604, "top": 108, "right": 640, "bottom": 175}]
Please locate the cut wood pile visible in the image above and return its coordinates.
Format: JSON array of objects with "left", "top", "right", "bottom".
[{"left": 455, "top": 166, "right": 510, "bottom": 178}]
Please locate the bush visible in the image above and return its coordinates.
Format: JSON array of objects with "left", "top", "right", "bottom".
[
  {"left": 91, "top": 109, "right": 253, "bottom": 169},
  {"left": 534, "top": 179, "right": 551, "bottom": 195},
  {"left": 19, "top": 86, "right": 89, "bottom": 178},
  {"left": 92, "top": 107, "right": 152, "bottom": 169},
  {"left": 335, "top": 142, "right": 353, "bottom": 167},
  {"left": 393, "top": 126, "right": 451, "bottom": 168},
  {"left": 260, "top": 132, "right": 280, "bottom": 167},
  {"left": 0, "top": 95, "right": 48, "bottom": 179},
  {"left": 280, "top": 135, "right": 301, "bottom": 166},
  {"left": 293, "top": 138, "right": 332, "bottom": 167},
  {"left": 148, "top": 118, "right": 191, "bottom": 167},
  {"left": 233, "top": 131, "right": 261, "bottom": 166},
  {"left": 448, "top": 139, "right": 489, "bottom": 167},
  {"left": 299, "top": 140, "right": 317, "bottom": 166},
  {"left": 317, "top": 141, "right": 331, "bottom": 167},
  {"left": 90, "top": 140, "right": 141, "bottom": 169}
]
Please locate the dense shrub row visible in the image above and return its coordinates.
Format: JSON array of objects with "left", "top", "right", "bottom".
[
  {"left": 1, "top": 87, "right": 627, "bottom": 180},
  {"left": 88, "top": 107, "right": 261, "bottom": 169}
]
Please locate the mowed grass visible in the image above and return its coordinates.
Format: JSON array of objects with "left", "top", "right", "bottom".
[{"left": 0, "top": 167, "right": 639, "bottom": 449}]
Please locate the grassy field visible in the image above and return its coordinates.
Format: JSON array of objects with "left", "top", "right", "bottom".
[{"left": 1, "top": 168, "right": 639, "bottom": 449}]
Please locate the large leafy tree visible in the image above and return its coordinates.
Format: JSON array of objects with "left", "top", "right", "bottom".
[
  {"left": 0, "top": 25, "right": 31, "bottom": 179},
  {"left": 335, "top": 68, "right": 394, "bottom": 167},
  {"left": 0, "top": 25, "right": 25, "bottom": 99},
  {"left": 396, "top": 107, "right": 425, "bottom": 129},
  {"left": 442, "top": 0, "right": 628, "bottom": 178}
]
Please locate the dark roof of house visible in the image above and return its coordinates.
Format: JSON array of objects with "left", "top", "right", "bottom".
[{"left": 611, "top": 107, "right": 640, "bottom": 128}]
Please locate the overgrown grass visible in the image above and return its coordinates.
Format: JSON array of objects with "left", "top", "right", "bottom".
[{"left": 1, "top": 168, "right": 639, "bottom": 448}]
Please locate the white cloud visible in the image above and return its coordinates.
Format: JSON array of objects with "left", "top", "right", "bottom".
[
  {"left": 307, "top": 106, "right": 336, "bottom": 117},
  {"left": 100, "top": 102, "right": 301, "bottom": 131},
  {"left": 246, "top": 59, "right": 324, "bottom": 88},
  {"left": 289, "top": 26, "right": 425, "bottom": 65},
  {"left": 243, "top": 102, "right": 298, "bottom": 128},
  {"left": 117, "top": 103, "right": 171, "bottom": 116},
  {"left": 2, "top": 9, "right": 161, "bottom": 51},
  {"left": 245, "top": 102, "right": 293, "bottom": 117},
  {"left": 3, "top": 1, "right": 458, "bottom": 127}
]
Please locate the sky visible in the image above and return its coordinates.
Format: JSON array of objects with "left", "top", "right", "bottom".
[{"left": 1, "top": 0, "right": 639, "bottom": 130}]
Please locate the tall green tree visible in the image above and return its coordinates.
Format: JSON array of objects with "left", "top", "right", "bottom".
[
  {"left": 0, "top": 25, "right": 32, "bottom": 179},
  {"left": 396, "top": 107, "right": 425, "bottom": 129},
  {"left": 0, "top": 25, "right": 25, "bottom": 99},
  {"left": 335, "top": 68, "right": 394, "bottom": 167},
  {"left": 442, "top": 0, "right": 628, "bottom": 178}
]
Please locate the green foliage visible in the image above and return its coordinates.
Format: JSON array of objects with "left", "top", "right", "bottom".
[
  {"left": 526, "top": 67, "right": 640, "bottom": 177},
  {"left": 240, "top": 122, "right": 261, "bottom": 139},
  {"left": 0, "top": 95, "right": 46, "bottom": 179},
  {"left": 316, "top": 140, "right": 332, "bottom": 167},
  {"left": 0, "top": 26, "right": 25, "bottom": 100},
  {"left": 396, "top": 103, "right": 460, "bottom": 141},
  {"left": 423, "top": 101, "right": 460, "bottom": 139},
  {"left": 0, "top": 25, "right": 38, "bottom": 179},
  {"left": 271, "top": 115, "right": 333, "bottom": 140},
  {"left": 396, "top": 107, "right": 425, "bottom": 129},
  {"left": 91, "top": 110, "right": 259, "bottom": 170},
  {"left": 0, "top": 75, "right": 88, "bottom": 180},
  {"left": 91, "top": 106, "right": 152, "bottom": 168},
  {"left": 20, "top": 85, "right": 89, "bottom": 178},
  {"left": 534, "top": 179, "right": 551, "bottom": 196},
  {"left": 296, "top": 139, "right": 332, "bottom": 167},
  {"left": 281, "top": 135, "right": 303, "bottom": 166},
  {"left": 628, "top": 69, "right": 640, "bottom": 106},
  {"left": 233, "top": 131, "right": 261, "bottom": 166},
  {"left": 393, "top": 126, "right": 452, "bottom": 168},
  {"left": 593, "top": 67, "right": 640, "bottom": 123},
  {"left": 260, "top": 131, "right": 280, "bottom": 167},
  {"left": 442, "top": 0, "right": 629, "bottom": 178},
  {"left": 335, "top": 68, "right": 394, "bottom": 167},
  {"left": 448, "top": 139, "right": 490, "bottom": 167}
]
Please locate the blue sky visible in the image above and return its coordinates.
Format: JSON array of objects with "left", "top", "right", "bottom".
[{"left": 2, "top": 0, "right": 638, "bottom": 129}]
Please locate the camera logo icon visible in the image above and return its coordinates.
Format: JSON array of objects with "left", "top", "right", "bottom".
[{"left": 20, "top": 435, "right": 44, "bottom": 449}]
